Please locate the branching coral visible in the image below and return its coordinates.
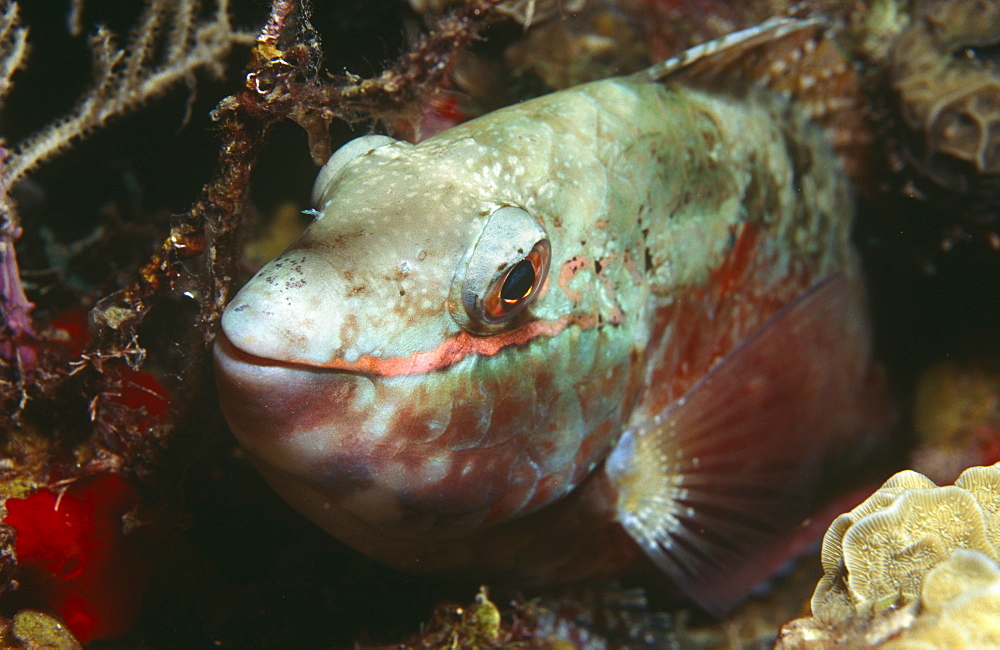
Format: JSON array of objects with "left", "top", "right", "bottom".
[
  {"left": 0, "top": 0, "right": 252, "bottom": 420},
  {"left": 0, "top": 3, "right": 26, "bottom": 113},
  {"left": 0, "top": 2, "right": 34, "bottom": 372},
  {"left": 0, "top": 0, "right": 503, "bottom": 457},
  {"left": 0, "top": 0, "right": 253, "bottom": 197}
]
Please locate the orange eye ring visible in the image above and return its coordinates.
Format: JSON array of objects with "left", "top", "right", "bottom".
[
  {"left": 452, "top": 205, "right": 551, "bottom": 332},
  {"left": 481, "top": 239, "right": 550, "bottom": 323}
]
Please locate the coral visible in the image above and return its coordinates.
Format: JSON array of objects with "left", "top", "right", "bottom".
[
  {"left": 0, "top": 0, "right": 250, "bottom": 453},
  {"left": 3, "top": 474, "right": 152, "bottom": 644},
  {"left": 776, "top": 464, "right": 1000, "bottom": 648},
  {"left": 841, "top": 0, "right": 912, "bottom": 64},
  {"left": 1, "top": 0, "right": 253, "bottom": 195},
  {"left": 409, "top": 0, "right": 587, "bottom": 28},
  {"left": 392, "top": 578, "right": 824, "bottom": 648},
  {"left": 0, "top": 0, "right": 252, "bottom": 380},
  {"left": 0, "top": 3, "right": 27, "bottom": 107},
  {"left": 380, "top": 585, "right": 684, "bottom": 648},
  {"left": 503, "top": 0, "right": 650, "bottom": 89},
  {"left": 880, "top": 550, "right": 1000, "bottom": 648},
  {"left": 890, "top": 0, "right": 1000, "bottom": 191},
  {"left": 0, "top": 523, "right": 14, "bottom": 595},
  {"left": 0, "top": 609, "right": 82, "bottom": 649},
  {"left": 814, "top": 0, "right": 1000, "bottom": 254},
  {"left": 394, "top": 587, "right": 504, "bottom": 648},
  {"left": 0, "top": 2, "right": 34, "bottom": 370},
  {"left": 778, "top": 550, "right": 1000, "bottom": 648},
  {"left": 813, "top": 465, "right": 1000, "bottom": 622}
]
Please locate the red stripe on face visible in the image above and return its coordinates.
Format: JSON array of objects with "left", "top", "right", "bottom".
[{"left": 298, "top": 315, "right": 597, "bottom": 377}]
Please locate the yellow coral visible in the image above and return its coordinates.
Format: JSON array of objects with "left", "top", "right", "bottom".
[
  {"left": 914, "top": 361, "right": 1000, "bottom": 450},
  {"left": 778, "top": 465, "right": 1000, "bottom": 648},
  {"left": 2, "top": 610, "right": 83, "bottom": 649},
  {"left": 813, "top": 464, "right": 1000, "bottom": 623},
  {"left": 882, "top": 550, "right": 1000, "bottom": 649}
]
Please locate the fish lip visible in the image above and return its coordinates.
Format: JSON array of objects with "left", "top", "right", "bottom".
[
  {"left": 215, "top": 330, "right": 286, "bottom": 369},
  {"left": 214, "top": 330, "right": 280, "bottom": 370},
  {"left": 214, "top": 329, "right": 378, "bottom": 476},
  {"left": 214, "top": 329, "right": 371, "bottom": 379},
  {"left": 212, "top": 330, "right": 370, "bottom": 449}
]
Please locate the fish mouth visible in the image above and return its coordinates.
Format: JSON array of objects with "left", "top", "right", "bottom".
[
  {"left": 214, "top": 328, "right": 362, "bottom": 378},
  {"left": 213, "top": 330, "right": 366, "bottom": 414},
  {"left": 214, "top": 331, "right": 511, "bottom": 546},
  {"left": 213, "top": 331, "right": 377, "bottom": 473}
]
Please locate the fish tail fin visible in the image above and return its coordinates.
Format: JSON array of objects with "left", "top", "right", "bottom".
[
  {"left": 606, "top": 275, "right": 894, "bottom": 616},
  {"left": 636, "top": 18, "right": 873, "bottom": 191}
]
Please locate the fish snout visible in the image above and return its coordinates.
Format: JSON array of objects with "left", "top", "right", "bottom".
[{"left": 220, "top": 250, "right": 360, "bottom": 367}]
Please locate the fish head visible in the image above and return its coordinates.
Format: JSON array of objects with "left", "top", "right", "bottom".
[
  {"left": 214, "top": 132, "right": 637, "bottom": 560},
  {"left": 222, "top": 136, "right": 497, "bottom": 371}
]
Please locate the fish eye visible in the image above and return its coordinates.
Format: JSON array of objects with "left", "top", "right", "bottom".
[
  {"left": 481, "top": 240, "right": 550, "bottom": 322},
  {"left": 450, "top": 206, "right": 551, "bottom": 332},
  {"left": 502, "top": 260, "right": 535, "bottom": 303}
]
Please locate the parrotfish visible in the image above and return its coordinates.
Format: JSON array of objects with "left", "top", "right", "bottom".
[{"left": 214, "top": 19, "right": 891, "bottom": 614}]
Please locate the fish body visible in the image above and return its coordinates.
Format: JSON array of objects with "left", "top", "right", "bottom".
[{"left": 214, "top": 20, "right": 889, "bottom": 613}]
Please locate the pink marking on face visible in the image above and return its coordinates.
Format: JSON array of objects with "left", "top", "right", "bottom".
[
  {"left": 594, "top": 250, "right": 619, "bottom": 300},
  {"left": 558, "top": 255, "right": 589, "bottom": 305},
  {"left": 270, "top": 313, "right": 598, "bottom": 377},
  {"left": 622, "top": 250, "right": 644, "bottom": 285}
]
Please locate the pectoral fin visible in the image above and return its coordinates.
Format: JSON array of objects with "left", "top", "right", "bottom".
[{"left": 607, "top": 275, "right": 883, "bottom": 616}]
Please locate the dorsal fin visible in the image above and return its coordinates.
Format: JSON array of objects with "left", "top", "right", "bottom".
[
  {"left": 633, "top": 17, "right": 872, "bottom": 190},
  {"left": 632, "top": 18, "right": 821, "bottom": 85}
]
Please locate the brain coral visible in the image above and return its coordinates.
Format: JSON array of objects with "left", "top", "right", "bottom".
[{"left": 776, "top": 463, "right": 1000, "bottom": 648}]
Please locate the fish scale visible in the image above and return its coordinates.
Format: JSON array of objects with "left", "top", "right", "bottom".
[{"left": 214, "top": 18, "right": 892, "bottom": 615}]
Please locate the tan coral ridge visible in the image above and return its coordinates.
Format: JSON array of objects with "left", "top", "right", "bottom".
[
  {"left": 777, "top": 463, "right": 1000, "bottom": 648},
  {"left": 890, "top": 0, "right": 1000, "bottom": 191}
]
